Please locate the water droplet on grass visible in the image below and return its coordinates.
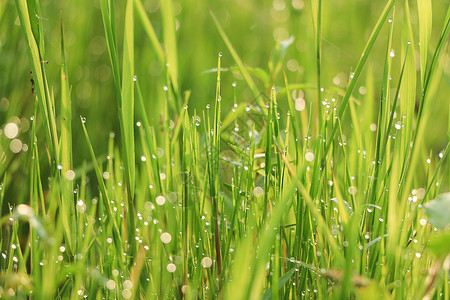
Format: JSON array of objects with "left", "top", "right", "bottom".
[
  {"left": 156, "top": 196, "right": 165, "bottom": 206},
  {"left": 65, "top": 170, "right": 75, "bottom": 181},
  {"left": 348, "top": 186, "right": 357, "bottom": 195},
  {"left": 166, "top": 263, "right": 176, "bottom": 273},
  {"left": 122, "top": 289, "right": 132, "bottom": 298},
  {"left": 160, "top": 232, "right": 172, "bottom": 244},
  {"left": 295, "top": 98, "right": 305, "bottom": 111},
  {"left": 77, "top": 200, "right": 86, "bottom": 213},
  {"left": 106, "top": 279, "right": 116, "bottom": 290},
  {"left": 123, "top": 280, "right": 133, "bottom": 289},
  {"left": 201, "top": 257, "right": 213, "bottom": 268},
  {"left": 181, "top": 285, "right": 189, "bottom": 294},
  {"left": 253, "top": 187, "right": 264, "bottom": 198},
  {"left": 305, "top": 151, "right": 314, "bottom": 162},
  {"left": 4, "top": 123, "right": 19, "bottom": 139}
]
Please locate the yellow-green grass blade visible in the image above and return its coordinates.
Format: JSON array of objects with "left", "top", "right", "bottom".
[
  {"left": 80, "top": 117, "right": 123, "bottom": 255},
  {"left": 99, "top": 0, "right": 121, "bottom": 101},
  {"left": 405, "top": 8, "right": 450, "bottom": 198},
  {"left": 400, "top": 0, "right": 416, "bottom": 155},
  {"left": 160, "top": 0, "right": 179, "bottom": 99},
  {"left": 326, "top": 0, "right": 395, "bottom": 154},
  {"left": 121, "top": 0, "right": 135, "bottom": 199},
  {"left": 121, "top": 0, "right": 137, "bottom": 257},
  {"left": 59, "top": 18, "right": 75, "bottom": 253},
  {"left": 210, "top": 10, "right": 266, "bottom": 113},
  {"left": 15, "top": 0, "right": 58, "bottom": 162},
  {"left": 311, "top": 0, "right": 323, "bottom": 130},
  {"left": 417, "top": 0, "right": 432, "bottom": 87},
  {"left": 26, "top": 0, "right": 44, "bottom": 56},
  {"left": 134, "top": 0, "right": 165, "bottom": 67}
]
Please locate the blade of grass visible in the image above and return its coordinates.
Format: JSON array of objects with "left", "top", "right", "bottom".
[
  {"left": 416, "top": 0, "right": 432, "bottom": 87},
  {"left": 160, "top": 0, "right": 179, "bottom": 101},
  {"left": 134, "top": 0, "right": 165, "bottom": 67},
  {"left": 325, "top": 0, "right": 395, "bottom": 154},
  {"left": 80, "top": 116, "right": 123, "bottom": 257},
  {"left": 210, "top": 10, "right": 266, "bottom": 112}
]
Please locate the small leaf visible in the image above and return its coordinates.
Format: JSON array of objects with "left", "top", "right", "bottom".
[{"left": 424, "top": 193, "right": 450, "bottom": 229}]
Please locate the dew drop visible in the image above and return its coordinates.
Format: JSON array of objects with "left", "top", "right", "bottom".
[
  {"left": 253, "top": 187, "right": 264, "bottom": 198},
  {"left": 160, "top": 232, "right": 172, "bottom": 244},
  {"left": 305, "top": 151, "right": 314, "bottom": 162},
  {"left": 201, "top": 257, "right": 213, "bottom": 268},
  {"left": 106, "top": 279, "right": 116, "bottom": 290},
  {"left": 166, "top": 263, "right": 176, "bottom": 273},
  {"left": 156, "top": 196, "right": 166, "bottom": 206}
]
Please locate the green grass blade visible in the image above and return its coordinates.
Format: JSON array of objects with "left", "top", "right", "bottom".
[
  {"left": 80, "top": 116, "right": 123, "bottom": 255},
  {"left": 134, "top": 0, "right": 165, "bottom": 67},
  {"left": 121, "top": 0, "right": 135, "bottom": 199},
  {"left": 417, "top": 0, "right": 432, "bottom": 87},
  {"left": 15, "top": 0, "right": 59, "bottom": 162},
  {"left": 210, "top": 10, "right": 266, "bottom": 112},
  {"left": 325, "top": 0, "right": 395, "bottom": 153},
  {"left": 160, "top": 0, "right": 179, "bottom": 98},
  {"left": 59, "top": 18, "right": 75, "bottom": 253}
]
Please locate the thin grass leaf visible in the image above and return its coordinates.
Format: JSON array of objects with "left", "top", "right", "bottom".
[
  {"left": 210, "top": 10, "right": 266, "bottom": 112},
  {"left": 325, "top": 0, "right": 395, "bottom": 153},
  {"left": 160, "top": 0, "right": 179, "bottom": 99},
  {"left": 417, "top": 0, "right": 432, "bottom": 86},
  {"left": 134, "top": 0, "right": 165, "bottom": 67}
]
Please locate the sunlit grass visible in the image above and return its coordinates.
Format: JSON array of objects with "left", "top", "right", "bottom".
[{"left": 1, "top": 0, "right": 449, "bottom": 299}]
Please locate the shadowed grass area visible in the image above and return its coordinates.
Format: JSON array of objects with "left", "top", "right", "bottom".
[{"left": 0, "top": 0, "right": 449, "bottom": 299}]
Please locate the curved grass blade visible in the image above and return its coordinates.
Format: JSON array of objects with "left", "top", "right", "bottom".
[
  {"left": 325, "top": 0, "right": 395, "bottom": 153},
  {"left": 210, "top": 10, "right": 266, "bottom": 112}
]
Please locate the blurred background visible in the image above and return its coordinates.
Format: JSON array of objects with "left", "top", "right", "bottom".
[{"left": 0, "top": 0, "right": 449, "bottom": 202}]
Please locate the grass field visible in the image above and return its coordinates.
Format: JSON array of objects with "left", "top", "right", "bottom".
[{"left": 1, "top": 0, "right": 450, "bottom": 299}]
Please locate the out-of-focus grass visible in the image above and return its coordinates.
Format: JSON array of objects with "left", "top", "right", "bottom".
[{"left": 0, "top": 0, "right": 449, "bottom": 299}]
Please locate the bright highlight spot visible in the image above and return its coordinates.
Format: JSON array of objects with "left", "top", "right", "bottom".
[
  {"left": 16, "top": 204, "right": 34, "bottom": 217},
  {"left": 122, "top": 289, "right": 132, "bottom": 298},
  {"left": 201, "top": 257, "right": 213, "bottom": 268},
  {"left": 348, "top": 186, "right": 357, "bottom": 195},
  {"left": 305, "top": 151, "right": 314, "bottom": 162},
  {"left": 4, "top": 123, "right": 19, "bottom": 139},
  {"left": 106, "top": 279, "right": 116, "bottom": 290},
  {"left": 65, "top": 170, "right": 75, "bottom": 181},
  {"left": 10, "top": 139, "right": 22, "bottom": 153},
  {"left": 160, "top": 232, "right": 172, "bottom": 244},
  {"left": 253, "top": 187, "right": 264, "bottom": 198},
  {"left": 123, "top": 280, "right": 133, "bottom": 289},
  {"left": 166, "top": 263, "right": 176, "bottom": 273},
  {"left": 295, "top": 98, "right": 305, "bottom": 111},
  {"left": 156, "top": 196, "right": 166, "bottom": 206}
]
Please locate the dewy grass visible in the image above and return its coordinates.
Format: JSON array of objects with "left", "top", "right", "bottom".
[{"left": 1, "top": 0, "right": 449, "bottom": 299}]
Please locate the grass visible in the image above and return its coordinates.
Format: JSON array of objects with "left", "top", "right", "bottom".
[{"left": 1, "top": 0, "right": 450, "bottom": 299}]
